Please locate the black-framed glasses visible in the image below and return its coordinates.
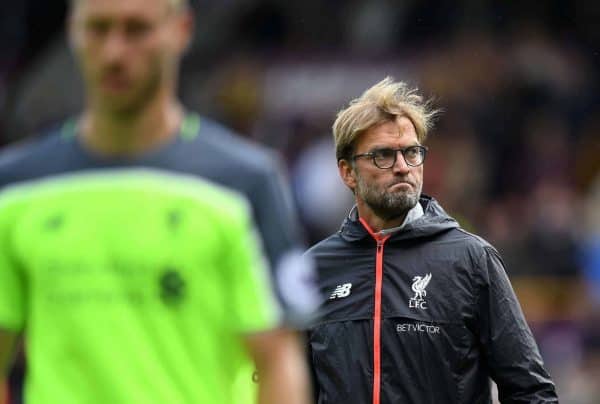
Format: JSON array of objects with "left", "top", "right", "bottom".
[{"left": 352, "top": 145, "right": 428, "bottom": 169}]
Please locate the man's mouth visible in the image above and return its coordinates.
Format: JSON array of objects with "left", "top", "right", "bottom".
[
  {"left": 389, "top": 181, "right": 413, "bottom": 189},
  {"left": 101, "top": 74, "right": 131, "bottom": 93}
]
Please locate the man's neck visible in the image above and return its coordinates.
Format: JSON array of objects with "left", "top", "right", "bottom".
[
  {"left": 361, "top": 214, "right": 407, "bottom": 234},
  {"left": 80, "top": 98, "right": 184, "bottom": 158}
]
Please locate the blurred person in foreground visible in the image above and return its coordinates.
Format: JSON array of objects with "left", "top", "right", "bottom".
[
  {"left": 0, "top": 0, "right": 315, "bottom": 403},
  {"left": 305, "top": 77, "right": 558, "bottom": 403}
]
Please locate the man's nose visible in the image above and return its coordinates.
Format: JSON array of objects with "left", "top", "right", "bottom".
[
  {"left": 391, "top": 151, "right": 410, "bottom": 174},
  {"left": 102, "top": 31, "right": 128, "bottom": 62}
]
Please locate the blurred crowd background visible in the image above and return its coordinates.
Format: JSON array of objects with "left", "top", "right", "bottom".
[{"left": 0, "top": 0, "right": 599, "bottom": 402}]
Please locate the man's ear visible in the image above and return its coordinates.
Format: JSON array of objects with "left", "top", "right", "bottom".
[{"left": 338, "top": 159, "right": 357, "bottom": 192}]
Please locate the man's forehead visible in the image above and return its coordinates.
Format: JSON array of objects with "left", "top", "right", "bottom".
[
  {"left": 367, "top": 119, "right": 417, "bottom": 140},
  {"left": 72, "top": 0, "right": 180, "bottom": 17},
  {"left": 395, "top": 116, "right": 417, "bottom": 134},
  {"left": 354, "top": 119, "right": 418, "bottom": 151}
]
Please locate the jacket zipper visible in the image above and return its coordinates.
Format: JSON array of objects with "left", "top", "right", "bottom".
[
  {"left": 373, "top": 237, "right": 390, "bottom": 404},
  {"left": 359, "top": 218, "right": 390, "bottom": 404}
]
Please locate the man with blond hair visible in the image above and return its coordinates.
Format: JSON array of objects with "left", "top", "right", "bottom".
[
  {"left": 305, "top": 77, "right": 558, "bottom": 403},
  {"left": 0, "top": 0, "right": 315, "bottom": 403}
]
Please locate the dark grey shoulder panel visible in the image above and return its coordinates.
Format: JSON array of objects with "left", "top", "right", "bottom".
[
  {"left": 194, "top": 117, "right": 278, "bottom": 175},
  {"left": 0, "top": 130, "right": 79, "bottom": 189},
  {"left": 174, "top": 115, "right": 303, "bottom": 254}
]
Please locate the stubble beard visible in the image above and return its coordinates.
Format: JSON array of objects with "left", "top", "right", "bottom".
[{"left": 355, "top": 171, "right": 421, "bottom": 221}]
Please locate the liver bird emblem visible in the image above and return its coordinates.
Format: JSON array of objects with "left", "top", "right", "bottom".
[{"left": 411, "top": 273, "right": 432, "bottom": 300}]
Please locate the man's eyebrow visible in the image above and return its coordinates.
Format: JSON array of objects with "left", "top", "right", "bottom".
[{"left": 369, "top": 143, "right": 421, "bottom": 150}]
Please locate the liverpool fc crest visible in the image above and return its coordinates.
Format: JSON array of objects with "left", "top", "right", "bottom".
[{"left": 409, "top": 273, "right": 432, "bottom": 309}]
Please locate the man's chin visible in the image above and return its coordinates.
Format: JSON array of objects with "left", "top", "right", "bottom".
[
  {"left": 98, "top": 97, "right": 146, "bottom": 117},
  {"left": 390, "top": 194, "right": 419, "bottom": 211},
  {"left": 367, "top": 198, "right": 417, "bottom": 221}
]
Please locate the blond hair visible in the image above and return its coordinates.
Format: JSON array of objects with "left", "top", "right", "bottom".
[
  {"left": 70, "top": 0, "right": 189, "bottom": 13},
  {"left": 167, "top": 0, "right": 188, "bottom": 12},
  {"left": 333, "top": 77, "right": 438, "bottom": 161}
]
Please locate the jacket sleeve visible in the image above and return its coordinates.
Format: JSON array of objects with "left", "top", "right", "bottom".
[
  {"left": 475, "top": 247, "right": 558, "bottom": 403},
  {"left": 306, "top": 330, "right": 320, "bottom": 403}
]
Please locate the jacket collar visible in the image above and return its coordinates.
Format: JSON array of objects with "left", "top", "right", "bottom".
[{"left": 338, "top": 194, "right": 460, "bottom": 243}]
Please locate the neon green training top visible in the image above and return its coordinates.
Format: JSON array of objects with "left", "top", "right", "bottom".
[{"left": 0, "top": 169, "right": 281, "bottom": 404}]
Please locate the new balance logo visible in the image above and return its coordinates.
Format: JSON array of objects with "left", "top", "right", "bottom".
[{"left": 329, "top": 283, "right": 352, "bottom": 300}]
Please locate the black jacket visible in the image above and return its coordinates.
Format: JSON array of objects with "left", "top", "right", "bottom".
[{"left": 306, "top": 196, "right": 558, "bottom": 404}]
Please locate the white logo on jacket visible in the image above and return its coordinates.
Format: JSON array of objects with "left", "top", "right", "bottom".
[
  {"left": 329, "top": 283, "right": 352, "bottom": 299},
  {"left": 409, "top": 273, "right": 432, "bottom": 309}
]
